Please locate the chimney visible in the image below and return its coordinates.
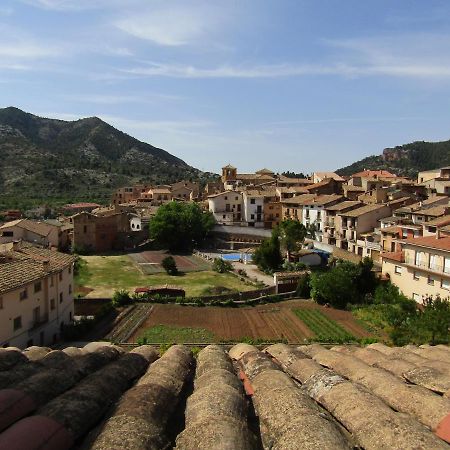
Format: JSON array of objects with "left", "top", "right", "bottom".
[{"left": 42, "top": 259, "right": 50, "bottom": 271}]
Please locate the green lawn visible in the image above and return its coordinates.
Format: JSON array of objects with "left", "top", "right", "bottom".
[
  {"left": 293, "top": 309, "right": 355, "bottom": 342},
  {"left": 75, "top": 254, "right": 254, "bottom": 298},
  {"left": 137, "top": 325, "right": 215, "bottom": 344}
]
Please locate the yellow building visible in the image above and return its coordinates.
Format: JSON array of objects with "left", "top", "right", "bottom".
[
  {"left": 0, "top": 242, "right": 75, "bottom": 348},
  {"left": 382, "top": 235, "right": 450, "bottom": 302}
]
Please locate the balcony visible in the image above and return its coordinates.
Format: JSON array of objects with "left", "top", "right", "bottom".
[
  {"left": 366, "top": 241, "right": 381, "bottom": 251},
  {"left": 404, "top": 257, "right": 450, "bottom": 276}
]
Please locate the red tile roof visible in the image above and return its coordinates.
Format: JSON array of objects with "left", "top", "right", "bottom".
[
  {"left": 352, "top": 170, "right": 397, "bottom": 178},
  {"left": 403, "top": 235, "right": 450, "bottom": 252},
  {"left": 381, "top": 251, "right": 404, "bottom": 262}
]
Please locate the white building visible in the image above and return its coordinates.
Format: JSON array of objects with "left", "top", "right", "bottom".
[
  {"left": 242, "top": 191, "right": 264, "bottom": 228},
  {"left": 208, "top": 191, "right": 243, "bottom": 225},
  {"left": 301, "top": 194, "right": 343, "bottom": 242}
]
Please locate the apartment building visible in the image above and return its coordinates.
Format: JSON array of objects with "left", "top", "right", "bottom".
[
  {"left": 336, "top": 204, "right": 391, "bottom": 256},
  {"left": 301, "top": 195, "right": 343, "bottom": 242},
  {"left": 208, "top": 191, "right": 243, "bottom": 225},
  {"left": 242, "top": 191, "right": 264, "bottom": 228},
  {"left": 394, "top": 196, "right": 449, "bottom": 221},
  {"left": 382, "top": 235, "right": 450, "bottom": 302},
  {"left": 322, "top": 201, "right": 362, "bottom": 246},
  {"left": 0, "top": 242, "right": 75, "bottom": 348},
  {"left": 281, "top": 194, "right": 316, "bottom": 221},
  {"left": 417, "top": 166, "right": 450, "bottom": 184}
]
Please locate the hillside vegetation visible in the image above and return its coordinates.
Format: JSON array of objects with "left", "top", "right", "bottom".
[
  {"left": 0, "top": 107, "right": 212, "bottom": 209},
  {"left": 337, "top": 140, "right": 450, "bottom": 177}
]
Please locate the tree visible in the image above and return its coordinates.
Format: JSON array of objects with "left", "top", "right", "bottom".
[
  {"left": 149, "top": 202, "right": 215, "bottom": 252},
  {"left": 275, "top": 219, "right": 307, "bottom": 260},
  {"left": 296, "top": 272, "right": 311, "bottom": 298},
  {"left": 161, "top": 256, "right": 178, "bottom": 275},
  {"left": 420, "top": 296, "right": 450, "bottom": 344},
  {"left": 309, "top": 259, "right": 378, "bottom": 309},
  {"left": 253, "top": 235, "right": 283, "bottom": 273},
  {"left": 212, "top": 258, "right": 233, "bottom": 273}
]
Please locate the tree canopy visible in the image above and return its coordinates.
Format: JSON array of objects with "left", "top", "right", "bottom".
[
  {"left": 310, "top": 258, "right": 377, "bottom": 308},
  {"left": 253, "top": 235, "right": 283, "bottom": 273},
  {"left": 274, "top": 219, "right": 307, "bottom": 260},
  {"left": 149, "top": 202, "right": 215, "bottom": 252}
]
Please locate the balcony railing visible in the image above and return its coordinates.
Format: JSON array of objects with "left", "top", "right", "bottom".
[
  {"left": 404, "top": 257, "right": 450, "bottom": 275},
  {"left": 366, "top": 241, "right": 381, "bottom": 251}
]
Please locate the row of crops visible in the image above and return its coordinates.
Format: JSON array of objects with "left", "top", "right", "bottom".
[{"left": 293, "top": 309, "right": 355, "bottom": 343}]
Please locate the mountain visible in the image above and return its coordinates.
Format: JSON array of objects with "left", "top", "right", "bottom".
[
  {"left": 336, "top": 139, "right": 450, "bottom": 178},
  {"left": 0, "top": 107, "right": 211, "bottom": 209}
]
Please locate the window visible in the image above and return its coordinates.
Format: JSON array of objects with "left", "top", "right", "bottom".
[
  {"left": 59, "top": 293, "right": 63, "bottom": 304},
  {"left": 235, "top": 197, "right": 238, "bottom": 200},
  {"left": 428, "top": 276, "right": 435, "bottom": 286},
  {"left": 1, "top": 231, "right": 13, "bottom": 237},
  {"left": 59, "top": 272, "right": 62, "bottom": 281},
  {"left": 412, "top": 293, "right": 421, "bottom": 302},
  {"left": 69, "top": 284, "right": 72, "bottom": 294},
  {"left": 443, "top": 279, "right": 450, "bottom": 290},
  {"left": 83, "top": 225, "right": 87, "bottom": 233},
  {"left": 13, "top": 316, "right": 22, "bottom": 331},
  {"left": 445, "top": 257, "right": 450, "bottom": 274},
  {"left": 250, "top": 199, "right": 255, "bottom": 204},
  {"left": 34, "top": 282, "right": 42, "bottom": 293},
  {"left": 0, "top": 297, "right": 3, "bottom": 309},
  {"left": 224, "top": 196, "right": 228, "bottom": 200},
  {"left": 50, "top": 298, "right": 55, "bottom": 310},
  {"left": 402, "top": 230, "right": 408, "bottom": 238},
  {"left": 429, "top": 254, "right": 439, "bottom": 271},
  {"left": 394, "top": 266, "right": 402, "bottom": 274},
  {"left": 415, "top": 251, "right": 425, "bottom": 267},
  {"left": 19, "top": 289, "right": 28, "bottom": 301},
  {"left": 413, "top": 271, "right": 420, "bottom": 280},
  {"left": 222, "top": 215, "right": 226, "bottom": 219},
  {"left": 251, "top": 214, "right": 255, "bottom": 220}
]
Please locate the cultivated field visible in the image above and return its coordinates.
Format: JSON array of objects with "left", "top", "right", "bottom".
[
  {"left": 75, "top": 253, "right": 254, "bottom": 298},
  {"left": 128, "top": 299, "right": 372, "bottom": 343}
]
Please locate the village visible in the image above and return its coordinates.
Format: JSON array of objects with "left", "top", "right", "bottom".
[{"left": 1, "top": 163, "right": 450, "bottom": 350}]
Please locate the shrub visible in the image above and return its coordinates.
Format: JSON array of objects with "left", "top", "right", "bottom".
[
  {"left": 212, "top": 258, "right": 233, "bottom": 273},
  {"left": 112, "top": 289, "right": 132, "bottom": 307},
  {"left": 161, "top": 256, "right": 178, "bottom": 275},
  {"left": 296, "top": 273, "right": 311, "bottom": 298}
]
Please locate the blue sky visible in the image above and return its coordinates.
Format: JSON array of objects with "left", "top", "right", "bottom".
[{"left": 2, "top": 1, "right": 450, "bottom": 174}]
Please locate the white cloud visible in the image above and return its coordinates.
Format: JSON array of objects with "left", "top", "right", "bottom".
[
  {"left": 19, "top": 0, "right": 125, "bottom": 11},
  {"left": 62, "top": 92, "right": 184, "bottom": 105},
  {"left": 115, "top": 3, "right": 226, "bottom": 46},
  {"left": 121, "top": 61, "right": 339, "bottom": 78}
]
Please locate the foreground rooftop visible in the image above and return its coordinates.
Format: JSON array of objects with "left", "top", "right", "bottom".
[{"left": 0, "top": 342, "right": 450, "bottom": 449}]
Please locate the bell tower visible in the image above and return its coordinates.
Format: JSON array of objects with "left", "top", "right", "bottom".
[{"left": 221, "top": 164, "right": 237, "bottom": 183}]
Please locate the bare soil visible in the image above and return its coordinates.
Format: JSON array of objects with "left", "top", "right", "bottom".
[{"left": 128, "top": 299, "right": 371, "bottom": 343}]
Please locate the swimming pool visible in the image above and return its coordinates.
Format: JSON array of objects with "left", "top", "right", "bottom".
[{"left": 222, "top": 253, "right": 253, "bottom": 263}]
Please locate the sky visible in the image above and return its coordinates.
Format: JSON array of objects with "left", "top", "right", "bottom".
[{"left": 1, "top": 1, "right": 450, "bottom": 174}]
